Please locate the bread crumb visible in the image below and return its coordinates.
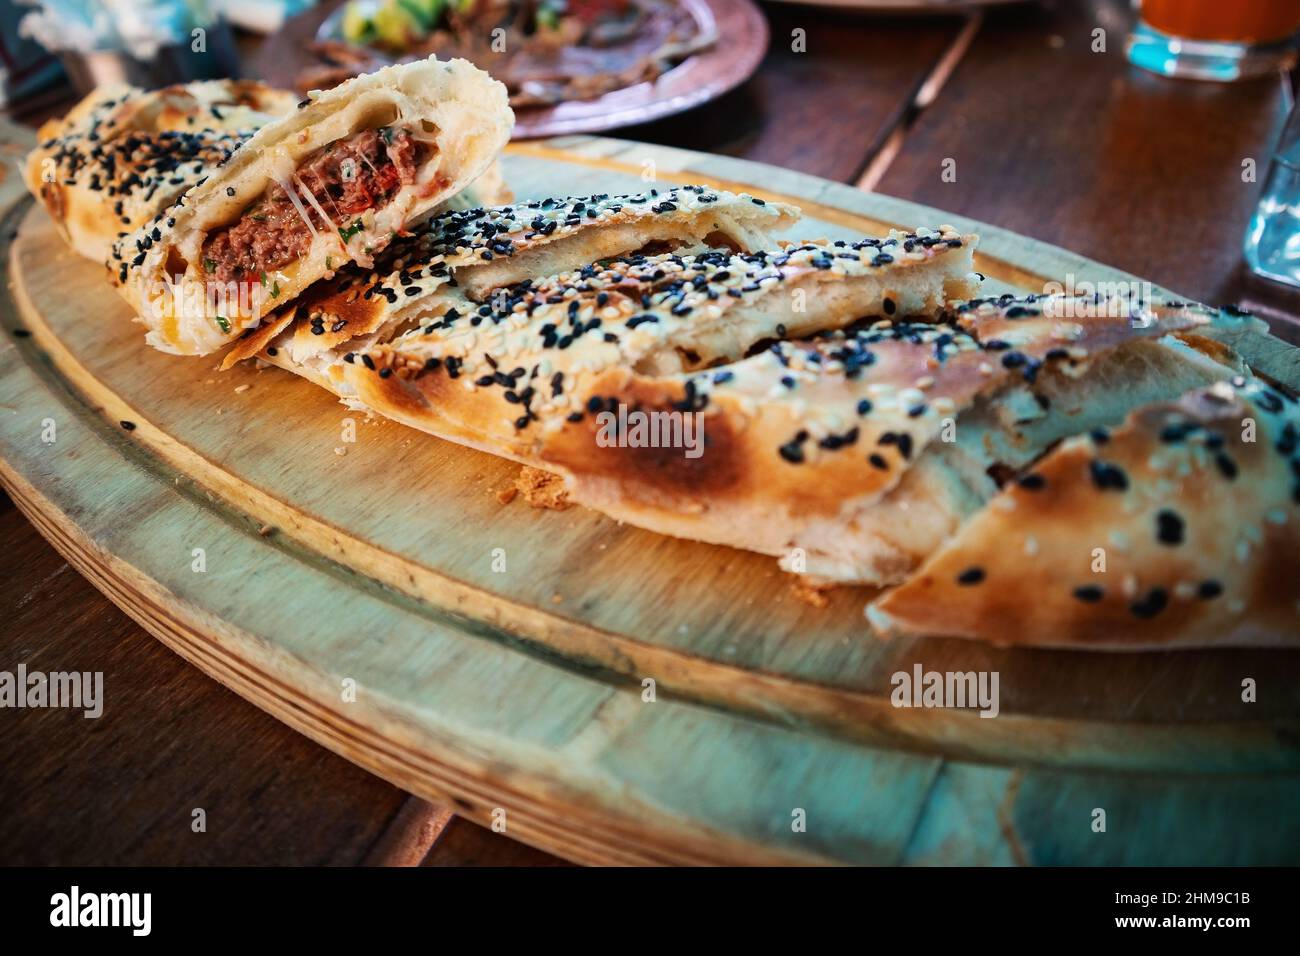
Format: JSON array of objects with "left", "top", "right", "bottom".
[
  {"left": 790, "top": 578, "right": 834, "bottom": 609},
  {"left": 234, "top": 384, "right": 251, "bottom": 394},
  {"left": 258, "top": 524, "right": 274, "bottom": 537},
  {"left": 551, "top": 593, "right": 563, "bottom": 604},
  {"left": 515, "top": 466, "right": 571, "bottom": 510},
  {"left": 334, "top": 446, "right": 347, "bottom": 456},
  {"left": 495, "top": 485, "right": 518, "bottom": 505}
]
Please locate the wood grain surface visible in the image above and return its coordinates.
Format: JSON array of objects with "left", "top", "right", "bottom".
[
  {"left": 3, "top": 0, "right": 1299, "bottom": 866},
  {"left": 874, "top": 0, "right": 1300, "bottom": 344}
]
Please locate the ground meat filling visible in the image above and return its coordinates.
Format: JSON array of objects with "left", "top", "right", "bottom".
[{"left": 202, "top": 127, "right": 420, "bottom": 283}]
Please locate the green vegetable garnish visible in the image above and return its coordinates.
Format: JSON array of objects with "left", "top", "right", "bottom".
[
  {"left": 203, "top": 258, "right": 216, "bottom": 273},
  {"left": 215, "top": 315, "right": 230, "bottom": 333},
  {"left": 339, "top": 219, "right": 365, "bottom": 242}
]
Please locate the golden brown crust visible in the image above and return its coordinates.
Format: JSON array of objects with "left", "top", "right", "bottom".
[
  {"left": 23, "top": 80, "right": 296, "bottom": 264},
  {"left": 868, "top": 378, "right": 1300, "bottom": 649}
]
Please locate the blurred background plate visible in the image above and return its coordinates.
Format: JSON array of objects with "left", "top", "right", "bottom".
[
  {"left": 764, "top": 0, "right": 1026, "bottom": 10},
  {"left": 252, "top": 0, "right": 768, "bottom": 138}
]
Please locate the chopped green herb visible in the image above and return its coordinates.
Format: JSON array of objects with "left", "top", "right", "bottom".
[
  {"left": 326, "top": 256, "right": 334, "bottom": 270},
  {"left": 339, "top": 219, "right": 364, "bottom": 242},
  {"left": 259, "top": 271, "right": 268, "bottom": 288},
  {"left": 215, "top": 315, "right": 230, "bottom": 333},
  {"left": 203, "top": 258, "right": 216, "bottom": 273},
  {"left": 271, "top": 282, "right": 280, "bottom": 298}
]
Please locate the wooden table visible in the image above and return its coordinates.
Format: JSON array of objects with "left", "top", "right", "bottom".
[{"left": 3, "top": 0, "right": 1296, "bottom": 866}]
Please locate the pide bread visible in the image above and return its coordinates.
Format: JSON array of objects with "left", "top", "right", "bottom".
[
  {"left": 347, "top": 285, "right": 1253, "bottom": 590},
  {"left": 218, "top": 186, "right": 802, "bottom": 371},
  {"left": 106, "top": 57, "right": 513, "bottom": 356},
  {"left": 867, "top": 377, "right": 1300, "bottom": 649},
  {"left": 24, "top": 80, "right": 298, "bottom": 264},
  {"left": 20, "top": 68, "right": 1298, "bottom": 652}
]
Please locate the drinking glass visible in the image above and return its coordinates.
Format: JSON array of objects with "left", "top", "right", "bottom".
[
  {"left": 1127, "top": 0, "right": 1300, "bottom": 81},
  {"left": 1244, "top": 100, "right": 1300, "bottom": 288}
]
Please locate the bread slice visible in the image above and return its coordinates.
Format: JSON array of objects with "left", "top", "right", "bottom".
[
  {"left": 24, "top": 80, "right": 298, "bottom": 264},
  {"left": 218, "top": 186, "right": 802, "bottom": 372},
  {"left": 356, "top": 288, "right": 1253, "bottom": 592},
  {"left": 868, "top": 375, "right": 1300, "bottom": 649},
  {"left": 107, "top": 56, "right": 513, "bottom": 356}
]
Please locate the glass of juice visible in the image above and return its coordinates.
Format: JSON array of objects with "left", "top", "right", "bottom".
[{"left": 1128, "top": 0, "right": 1300, "bottom": 81}]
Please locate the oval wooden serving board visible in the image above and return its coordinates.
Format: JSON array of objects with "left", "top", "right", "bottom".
[{"left": 2, "top": 134, "right": 1299, "bottom": 865}]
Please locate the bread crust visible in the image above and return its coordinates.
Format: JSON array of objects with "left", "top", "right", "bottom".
[
  {"left": 868, "top": 377, "right": 1300, "bottom": 649},
  {"left": 24, "top": 80, "right": 297, "bottom": 264}
]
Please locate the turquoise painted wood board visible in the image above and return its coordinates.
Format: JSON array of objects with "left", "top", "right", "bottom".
[{"left": 1, "top": 130, "right": 1297, "bottom": 864}]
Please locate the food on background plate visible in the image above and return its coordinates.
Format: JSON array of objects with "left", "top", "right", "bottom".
[
  {"left": 302, "top": 0, "right": 714, "bottom": 108},
  {"left": 102, "top": 57, "right": 513, "bottom": 356}
]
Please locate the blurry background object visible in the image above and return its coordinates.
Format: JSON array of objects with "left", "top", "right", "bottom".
[
  {"left": 255, "top": 0, "right": 765, "bottom": 137},
  {"left": 761, "top": 0, "right": 1025, "bottom": 10},
  {"left": 213, "top": 0, "right": 317, "bottom": 34},
  {"left": 16, "top": 0, "right": 240, "bottom": 93},
  {"left": 1127, "top": 0, "right": 1300, "bottom": 81},
  {"left": 1244, "top": 95, "right": 1300, "bottom": 288},
  {"left": 308, "top": 0, "right": 715, "bottom": 107},
  {"left": 0, "top": 0, "right": 63, "bottom": 107},
  {"left": 212, "top": 0, "right": 316, "bottom": 34}
]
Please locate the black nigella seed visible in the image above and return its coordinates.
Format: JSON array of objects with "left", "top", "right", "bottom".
[
  {"left": 883, "top": 297, "right": 896, "bottom": 315},
  {"left": 857, "top": 399, "right": 873, "bottom": 415},
  {"left": 1198, "top": 580, "right": 1223, "bottom": 600},
  {"left": 778, "top": 442, "right": 804, "bottom": 464},
  {"left": 378, "top": 368, "right": 392, "bottom": 379},
  {"left": 1130, "top": 587, "right": 1169, "bottom": 619},
  {"left": 1089, "top": 460, "right": 1129, "bottom": 492},
  {"left": 1155, "top": 509, "right": 1185, "bottom": 545},
  {"left": 1000, "top": 350, "right": 1027, "bottom": 368},
  {"left": 1073, "top": 585, "right": 1104, "bottom": 603},
  {"left": 119, "top": 420, "right": 136, "bottom": 431},
  {"left": 1017, "top": 473, "right": 1046, "bottom": 491},
  {"left": 868, "top": 453, "right": 888, "bottom": 470},
  {"left": 956, "top": 567, "right": 985, "bottom": 586},
  {"left": 1214, "top": 453, "right": 1238, "bottom": 480}
]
